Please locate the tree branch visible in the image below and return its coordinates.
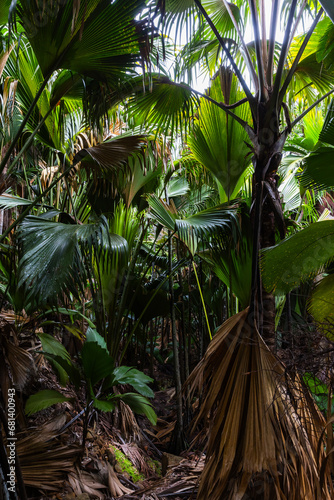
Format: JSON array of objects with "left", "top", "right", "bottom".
[
  {"left": 290, "top": 88, "right": 334, "bottom": 129},
  {"left": 279, "top": 7, "right": 323, "bottom": 107},
  {"left": 222, "top": 0, "right": 258, "bottom": 92},
  {"left": 271, "top": 0, "right": 298, "bottom": 104},
  {"left": 189, "top": 86, "right": 251, "bottom": 130},
  {"left": 193, "top": 0, "right": 256, "bottom": 114}
]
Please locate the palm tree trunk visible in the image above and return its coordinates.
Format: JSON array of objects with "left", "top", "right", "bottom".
[{"left": 168, "top": 231, "right": 184, "bottom": 453}]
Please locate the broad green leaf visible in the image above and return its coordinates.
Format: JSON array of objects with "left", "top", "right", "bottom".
[
  {"left": 309, "top": 274, "right": 334, "bottom": 327},
  {"left": 0, "top": 0, "right": 11, "bottom": 24},
  {"left": 112, "top": 367, "right": 154, "bottom": 398},
  {"left": 25, "top": 390, "right": 70, "bottom": 416},
  {"left": 81, "top": 342, "right": 113, "bottom": 387},
  {"left": 261, "top": 221, "right": 334, "bottom": 295},
  {"left": 38, "top": 333, "right": 70, "bottom": 362},
  {"left": 119, "top": 393, "right": 157, "bottom": 425},
  {"left": 43, "top": 353, "right": 82, "bottom": 390},
  {"left": 46, "top": 357, "right": 69, "bottom": 387},
  {"left": 93, "top": 398, "right": 116, "bottom": 412},
  {"left": 303, "top": 373, "right": 328, "bottom": 395},
  {"left": 85, "top": 327, "right": 108, "bottom": 353}
]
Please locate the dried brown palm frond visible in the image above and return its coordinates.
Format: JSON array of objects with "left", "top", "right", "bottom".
[
  {"left": 119, "top": 442, "right": 154, "bottom": 477},
  {"left": 187, "top": 309, "right": 332, "bottom": 500},
  {"left": 0, "top": 333, "right": 35, "bottom": 414},
  {"left": 12, "top": 422, "right": 81, "bottom": 491},
  {"left": 112, "top": 399, "right": 142, "bottom": 441},
  {"left": 2, "top": 336, "right": 35, "bottom": 390},
  {"left": 68, "top": 461, "right": 133, "bottom": 498},
  {"left": 40, "top": 165, "right": 60, "bottom": 190}
]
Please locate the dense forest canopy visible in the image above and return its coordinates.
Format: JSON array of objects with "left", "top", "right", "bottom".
[{"left": 1, "top": 1, "right": 334, "bottom": 499}]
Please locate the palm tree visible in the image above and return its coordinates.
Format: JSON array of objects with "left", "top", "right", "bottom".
[{"left": 130, "top": 1, "right": 334, "bottom": 497}]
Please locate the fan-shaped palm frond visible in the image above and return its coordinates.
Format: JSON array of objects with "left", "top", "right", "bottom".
[
  {"left": 72, "top": 133, "right": 147, "bottom": 181},
  {"left": 261, "top": 220, "right": 334, "bottom": 295},
  {"left": 200, "top": 213, "right": 253, "bottom": 309},
  {"left": 298, "top": 100, "right": 334, "bottom": 189},
  {"left": 126, "top": 75, "right": 199, "bottom": 137},
  {"left": 10, "top": 0, "right": 150, "bottom": 83},
  {"left": 148, "top": 193, "right": 238, "bottom": 255},
  {"left": 187, "top": 71, "right": 252, "bottom": 201},
  {"left": 18, "top": 215, "right": 128, "bottom": 306}
]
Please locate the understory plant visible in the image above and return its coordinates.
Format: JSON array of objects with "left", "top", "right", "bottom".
[{"left": 26, "top": 327, "right": 157, "bottom": 445}]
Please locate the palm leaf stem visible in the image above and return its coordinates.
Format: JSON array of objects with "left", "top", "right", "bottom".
[
  {"left": 249, "top": 0, "right": 267, "bottom": 102},
  {"left": 6, "top": 105, "right": 55, "bottom": 177},
  {"left": 119, "top": 258, "right": 185, "bottom": 364},
  {"left": 64, "top": 177, "right": 78, "bottom": 223},
  {"left": 271, "top": 0, "right": 298, "bottom": 107},
  {"left": 193, "top": 0, "right": 255, "bottom": 115},
  {"left": 0, "top": 164, "right": 73, "bottom": 243},
  {"left": 109, "top": 219, "right": 148, "bottom": 362},
  {"left": 168, "top": 229, "right": 184, "bottom": 453},
  {"left": 266, "top": 0, "right": 280, "bottom": 87},
  {"left": 193, "top": 260, "right": 212, "bottom": 340},
  {"left": 116, "top": 229, "right": 176, "bottom": 358},
  {"left": 291, "top": 88, "right": 334, "bottom": 129},
  {"left": 260, "top": 0, "right": 268, "bottom": 71},
  {"left": 279, "top": 7, "right": 323, "bottom": 108},
  {"left": 289, "top": 0, "right": 307, "bottom": 47},
  {"left": 0, "top": 71, "right": 51, "bottom": 175},
  {"left": 190, "top": 87, "right": 251, "bottom": 130},
  {"left": 222, "top": 0, "right": 258, "bottom": 91}
]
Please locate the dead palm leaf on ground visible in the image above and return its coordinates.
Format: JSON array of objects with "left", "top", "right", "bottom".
[
  {"left": 12, "top": 420, "right": 80, "bottom": 491},
  {"left": 68, "top": 461, "right": 133, "bottom": 498},
  {"left": 187, "top": 309, "right": 332, "bottom": 500}
]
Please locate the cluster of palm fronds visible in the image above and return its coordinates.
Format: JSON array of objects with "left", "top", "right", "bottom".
[{"left": 1, "top": 1, "right": 334, "bottom": 499}]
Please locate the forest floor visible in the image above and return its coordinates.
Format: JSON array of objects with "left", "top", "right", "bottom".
[{"left": 14, "top": 357, "right": 204, "bottom": 500}]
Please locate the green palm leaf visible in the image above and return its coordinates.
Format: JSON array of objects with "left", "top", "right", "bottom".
[
  {"left": 187, "top": 72, "right": 252, "bottom": 201},
  {"left": 81, "top": 341, "right": 113, "bottom": 388},
  {"left": 301, "top": 147, "right": 334, "bottom": 190},
  {"left": 25, "top": 390, "right": 71, "bottom": 416},
  {"left": 318, "top": 99, "right": 334, "bottom": 146},
  {"left": 148, "top": 194, "right": 237, "bottom": 255},
  {"left": 261, "top": 221, "right": 334, "bottom": 295},
  {"left": 126, "top": 75, "right": 199, "bottom": 137},
  {"left": 0, "top": 194, "right": 34, "bottom": 210},
  {"left": 18, "top": 215, "right": 128, "bottom": 306},
  {"left": 11, "top": 0, "right": 150, "bottom": 83},
  {"left": 309, "top": 274, "right": 334, "bottom": 324}
]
